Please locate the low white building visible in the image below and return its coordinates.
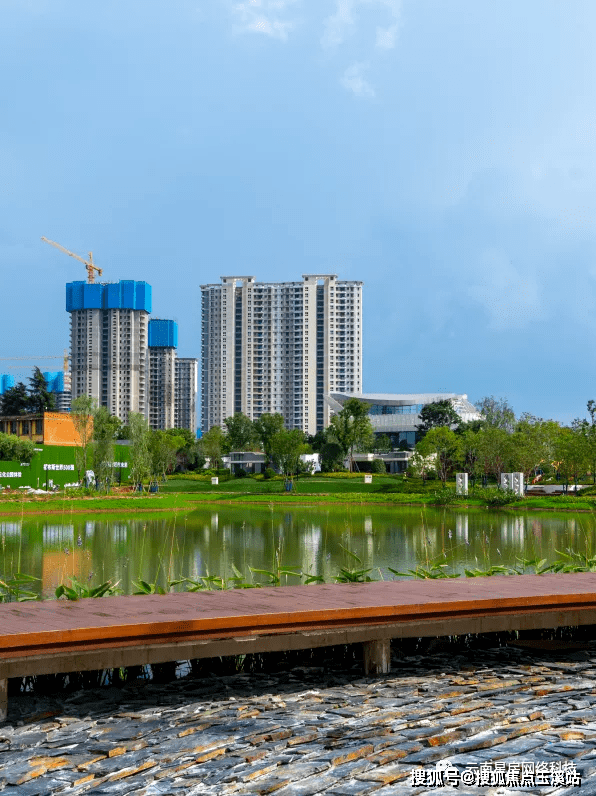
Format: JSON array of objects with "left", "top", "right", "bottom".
[{"left": 326, "top": 392, "right": 482, "bottom": 451}]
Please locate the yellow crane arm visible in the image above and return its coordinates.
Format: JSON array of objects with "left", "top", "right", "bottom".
[{"left": 41, "top": 237, "right": 103, "bottom": 283}]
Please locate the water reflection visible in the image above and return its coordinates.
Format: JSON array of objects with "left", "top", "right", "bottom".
[{"left": 1, "top": 507, "right": 595, "bottom": 598}]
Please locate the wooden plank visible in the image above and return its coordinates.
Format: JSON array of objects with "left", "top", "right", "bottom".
[
  {"left": 3, "top": 574, "right": 596, "bottom": 654},
  {"left": 1, "top": 575, "right": 596, "bottom": 684}
]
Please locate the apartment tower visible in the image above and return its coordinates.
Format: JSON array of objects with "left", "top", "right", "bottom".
[
  {"left": 66, "top": 280, "right": 151, "bottom": 423},
  {"left": 148, "top": 319, "right": 177, "bottom": 431},
  {"left": 200, "top": 274, "right": 363, "bottom": 434},
  {"left": 175, "top": 358, "right": 198, "bottom": 434}
]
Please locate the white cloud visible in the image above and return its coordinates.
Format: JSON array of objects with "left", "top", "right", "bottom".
[
  {"left": 322, "top": 0, "right": 402, "bottom": 50},
  {"left": 341, "top": 62, "right": 375, "bottom": 97},
  {"left": 231, "top": 0, "right": 297, "bottom": 41}
]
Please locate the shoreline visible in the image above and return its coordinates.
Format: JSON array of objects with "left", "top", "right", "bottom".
[{"left": 0, "top": 491, "right": 594, "bottom": 516}]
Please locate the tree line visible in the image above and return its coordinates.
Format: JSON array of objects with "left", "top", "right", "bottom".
[
  {"left": 0, "top": 368, "right": 57, "bottom": 415},
  {"left": 410, "top": 396, "right": 596, "bottom": 487},
  {"left": 69, "top": 397, "right": 203, "bottom": 487},
  {"left": 199, "top": 398, "right": 375, "bottom": 475}
]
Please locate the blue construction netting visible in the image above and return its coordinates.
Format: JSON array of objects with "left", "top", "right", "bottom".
[
  {"left": 66, "top": 280, "right": 152, "bottom": 312},
  {"left": 0, "top": 374, "right": 15, "bottom": 395},
  {"left": 42, "top": 371, "right": 65, "bottom": 392},
  {"left": 148, "top": 319, "right": 178, "bottom": 348}
]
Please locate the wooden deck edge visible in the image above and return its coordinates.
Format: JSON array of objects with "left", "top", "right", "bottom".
[
  {"left": 5, "top": 598, "right": 596, "bottom": 654},
  {"left": 3, "top": 608, "right": 596, "bottom": 681}
]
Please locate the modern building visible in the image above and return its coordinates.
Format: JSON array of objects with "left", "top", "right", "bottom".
[
  {"left": 66, "top": 280, "right": 151, "bottom": 424},
  {"left": 326, "top": 392, "right": 482, "bottom": 449},
  {"left": 174, "top": 357, "right": 198, "bottom": 434},
  {"left": 200, "top": 274, "right": 363, "bottom": 434},
  {"left": 148, "top": 319, "right": 177, "bottom": 431},
  {"left": 0, "top": 375, "right": 15, "bottom": 396}
]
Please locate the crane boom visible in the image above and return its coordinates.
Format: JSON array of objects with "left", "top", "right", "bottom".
[{"left": 41, "top": 237, "right": 103, "bottom": 283}]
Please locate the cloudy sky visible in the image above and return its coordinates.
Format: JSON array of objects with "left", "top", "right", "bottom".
[{"left": 1, "top": 1, "right": 595, "bottom": 423}]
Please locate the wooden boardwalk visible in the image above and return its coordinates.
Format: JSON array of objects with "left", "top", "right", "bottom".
[{"left": 2, "top": 574, "right": 596, "bottom": 719}]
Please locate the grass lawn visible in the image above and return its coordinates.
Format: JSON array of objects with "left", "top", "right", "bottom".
[{"left": 0, "top": 475, "right": 594, "bottom": 515}]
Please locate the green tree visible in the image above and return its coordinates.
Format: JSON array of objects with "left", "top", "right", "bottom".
[
  {"left": 92, "top": 406, "right": 120, "bottom": 488},
  {"left": 476, "top": 426, "right": 513, "bottom": 484},
  {"left": 416, "top": 400, "right": 460, "bottom": 437},
  {"left": 510, "top": 415, "right": 560, "bottom": 481},
  {"left": 408, "top": 447, "right": 434, "bottom": 482},
  {"left": 320, "top": 441, "right": 345, "bottom": 472},
  {"left": 128, "top": 412, "right": 152, "bottom": 486},
  {"left": 327, "top": 398, "right": 374, "bottom": 472},
  {"left": 224, "top": 413, "right": 257, "bottom": 451},
  {"left": 70, "top": 395, "right": 96, "bottom": 479},
  {"left": 416, "top": 426, "right": 461, "bottom": 485},
  {"left": 475, "top": 395, "right": 516, "bottom": 432},
  {"left": 201, "top": 426, "right": 225, "bottom": 470},
  {"left": 163, "top": 427, "right": 203, "bottom": 471},
  {"left": 555, "top": 426, "right": 590, "bottom": 488},
  {"left": 458, "top": 428, "right": 483, "bottom": 484},
  {"left": 374, "top": 434, "right": 392, "bottom": 453},
  {"left": 27, "top": 367, "right": 56, "bottom": 414},
  {"left": 254, "top": 413, "right": 285, "bottom": 466},
  {"left": 149, "top": 430, "right": 179, "bottom": 480},
  {"left": 0, "top": 433, "right": 35, "bottom": 462},
  {"left": 0, "top": 383, "right": 30, "bottom": 415},
  {"left": 269, "top": 429, "right": 309, "bottom": 478},
  {"left": 582, "top": 401, "right": 596, "bottom": 484}
]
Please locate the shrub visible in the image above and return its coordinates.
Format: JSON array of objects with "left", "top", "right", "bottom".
[
  {"left": 371, "top": 459, "right": 387, "bottom": 474},
  {"left": 478, "top": 488, "right": 522, "bottom": 506},
  {"left": 235, "top": 468, "right": 247, "bottom": 478},
  {"left": 264, "top": 467, "right": 276, "bottom": 480},
  {"left": 430, "top": 487, "right": 458, "bottom": 505}
]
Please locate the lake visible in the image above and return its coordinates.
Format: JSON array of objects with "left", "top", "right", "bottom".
[{"left": 1, "top": 505, "right": 594, "bottom": 597}]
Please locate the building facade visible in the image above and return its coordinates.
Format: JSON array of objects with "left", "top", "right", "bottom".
[
  {"left": 326, "top": 392, "right": 482, "bottom": 449},
  {"left": 201, "top": 274, "right": 363, "bottom": 434},
  {"left": 148, "top": 320, "right": 177, "bottom": 431},
  {"left": 66, "top": 280, "right": 151, "bottom": 424},
  {"left": 175, "top": 357, "right": 198, "bottom": 434}
]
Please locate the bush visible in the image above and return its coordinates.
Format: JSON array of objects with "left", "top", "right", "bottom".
[
  {"left": 264, "top": 467, "right": 276, "bottom": 480},
  {"left": 430, "top": 487, "right": 458, "bottom": 505},
  {"left": 477, "top": 488, "right": 522, "bottom": 506},
  {"left": 235, "top": 468, "right": 247, "bottom": 478},
  {"left": 317, "top": 471, "right": 363, "bottom": 479},
  {"left": 371, "top": 459, "right": 387, "bottom": 474}
]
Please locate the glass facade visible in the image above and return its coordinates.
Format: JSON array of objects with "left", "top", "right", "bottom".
[{"left": 368, "top": 404, "right": 423, "bottom": 415}]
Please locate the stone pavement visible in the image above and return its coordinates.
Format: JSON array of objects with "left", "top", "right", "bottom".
[{"left": 1, "top": 642, "right": 596, "bottom": 795}]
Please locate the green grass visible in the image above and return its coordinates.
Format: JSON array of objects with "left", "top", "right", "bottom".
[
  {"left": 159, "top": 475, "right": 401, "bottom": 495},
  {"left": 0, "top": 475, "right": 595, "bottom": 515}
]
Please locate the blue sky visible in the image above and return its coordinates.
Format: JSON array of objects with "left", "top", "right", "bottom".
[{"left": 1, "top": 0, "right": 595, "bottom": 424}]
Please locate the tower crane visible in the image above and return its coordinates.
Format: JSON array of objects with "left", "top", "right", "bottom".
[{"left": 41, "top": 237, "right": 103, "bottom": 283}]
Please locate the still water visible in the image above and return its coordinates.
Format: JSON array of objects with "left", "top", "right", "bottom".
[{"left": 1, "top": 506, "right": 594, "bottom": 597}]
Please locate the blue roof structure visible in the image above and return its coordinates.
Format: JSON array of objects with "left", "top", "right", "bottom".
[
  {"left": 0, "top": 374, "right": 15, "bottom": 396},
  {"left": 42, "top": 371, "right": 65, "bottom": 392},
  {"left": 148, "top": 319, "right": 178, "bottom": 348},
  {"left": 66, "top": 280, "right": 152, "bottom": 313}
]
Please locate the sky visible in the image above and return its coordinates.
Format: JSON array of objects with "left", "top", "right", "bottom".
[{"left": 1, "top": 0, "right": 595, "bottom": 424}]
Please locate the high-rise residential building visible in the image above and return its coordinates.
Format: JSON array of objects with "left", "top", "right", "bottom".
[
  {"left": 175, "top": 358, "right": 198, "bottom": 434},
  {"left": 200, "top": 274, "right": 363, "bottom": 434},
  {"left": 148, "top": 319, "right": 177, "bottom": 431},
  {"left": 66, "top": 280, "right": 151, "bottom": 424}
]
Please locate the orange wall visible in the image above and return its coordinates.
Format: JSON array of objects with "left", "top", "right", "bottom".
[{"left": 43, "top": 412, "right": 92, "bottom": 447}]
